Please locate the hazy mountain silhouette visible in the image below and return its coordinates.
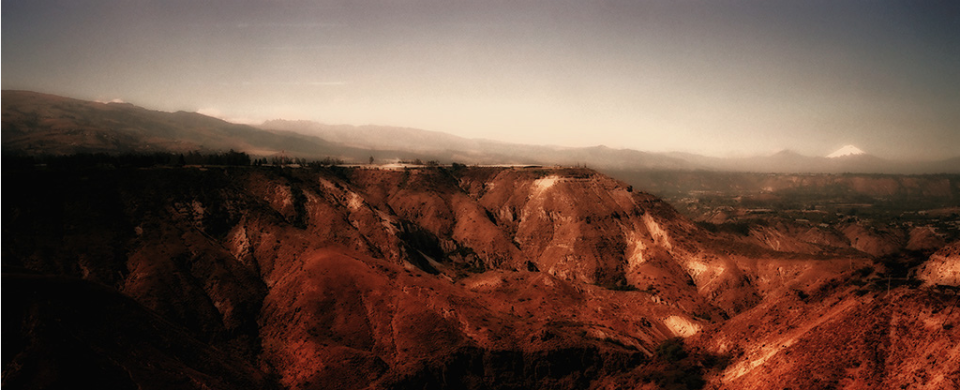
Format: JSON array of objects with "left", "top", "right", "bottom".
[
  {"left": 1, "top": 90, "right": 399, "bottom": 161},
  {"left": 259, "top": 120, "right": 959, "bottom": 173},
  {"left": 3, "top": 90, "right": 957, "bottom": 173},
  {"left": 259, "top": 120, "right": 693, "bottom": 169}
]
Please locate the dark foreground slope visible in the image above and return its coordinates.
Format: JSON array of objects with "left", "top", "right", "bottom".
[
  {"left": 2, "top": 271, "right": 278, "bottom": 390},
  {"left": 3, "top": 165, "right": 958, "bottom": 390}
]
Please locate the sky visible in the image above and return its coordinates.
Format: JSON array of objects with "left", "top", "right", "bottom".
[{"left": 3, "top": 0, "right": 959, "bottom": 160}]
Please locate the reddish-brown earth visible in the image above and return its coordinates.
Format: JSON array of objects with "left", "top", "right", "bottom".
[
  {"left": 917, "top": 241, "right": 960, "bottom": 287},
  {"left": 4, "top": 165, "right": 958, "bottom": 390}
]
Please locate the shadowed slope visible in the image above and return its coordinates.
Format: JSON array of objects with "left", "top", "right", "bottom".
[{"left": 4, "top": 164, "right": 955, "bottom": 390}]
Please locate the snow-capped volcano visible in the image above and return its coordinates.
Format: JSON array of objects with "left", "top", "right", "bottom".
[{"left": 827, "top": 145, "right": 866, "bottom": 158}]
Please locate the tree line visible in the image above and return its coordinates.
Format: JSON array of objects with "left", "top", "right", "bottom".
[
  {"left": 0, "top": 150, "right": 373, "bottom": 171},
  {"left": 4, "top": 150, "right": 252, "bottom": 169}
]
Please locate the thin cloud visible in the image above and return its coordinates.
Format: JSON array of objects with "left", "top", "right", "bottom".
[
  {"left": 303, "top": 81, "right": 348, "bottom": 86},
  {"left": 257, "top": 45, "right": 342, "bottom": 51},
  {"left": 196, "top": 107, "right": 223, "bottom": 117},
  {"left": 232, "top": 22, "right": 341, "bottom": 29},
  {"left": 225, "top": 81, "right": 348, "bottom": 87},
  {"left": 196, "top": 107, "right": 261, "bottom": 125}
]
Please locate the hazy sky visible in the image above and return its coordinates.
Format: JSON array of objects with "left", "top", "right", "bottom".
[{"left": 4, "top": 0, "right": 959, "bottom": 159}]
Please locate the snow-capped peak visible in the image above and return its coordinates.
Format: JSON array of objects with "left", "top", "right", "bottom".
[{"left": 827, "top": 145, "right": 866, "bottom": 158}]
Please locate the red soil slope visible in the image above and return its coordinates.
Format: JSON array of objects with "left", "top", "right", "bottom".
[{"left": 4, "top": 165, "right": 957, "bottom": 390}]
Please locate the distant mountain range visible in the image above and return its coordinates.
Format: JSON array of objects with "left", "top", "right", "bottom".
[
  {"left": 1, "top": 90, "right": 402, "bottom": 161},
  {"left": 4, "top": 90, "right": 958, "bottom": 174},
  {"left": 257, "top": 120, "right": 960, "bottom": 174}
]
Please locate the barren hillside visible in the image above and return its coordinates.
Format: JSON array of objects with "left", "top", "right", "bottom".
[{"left": 4, "top": 164, "right": 957, "bottom": 390}]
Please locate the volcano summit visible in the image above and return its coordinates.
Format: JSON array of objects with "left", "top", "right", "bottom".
[{"left": 827, "top": 145, "right": 868, "bottom": 158}]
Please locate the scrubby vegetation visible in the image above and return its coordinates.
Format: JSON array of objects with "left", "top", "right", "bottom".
[
  {"left": 695, "top": 221, "right": 756, "bottom": 236},
  {"left": 2, "top": 151, "right": 374, "bottom": 171},
  {"left": 633, "top": 337, "right": 732, "bottom": 390},
  {"left": 4, "top": 150, "right": 253, "bottom": 169}
]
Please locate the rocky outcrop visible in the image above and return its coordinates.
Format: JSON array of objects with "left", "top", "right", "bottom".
[{"left": 917, "top": 241, "right": 960, "bottom": 287}]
